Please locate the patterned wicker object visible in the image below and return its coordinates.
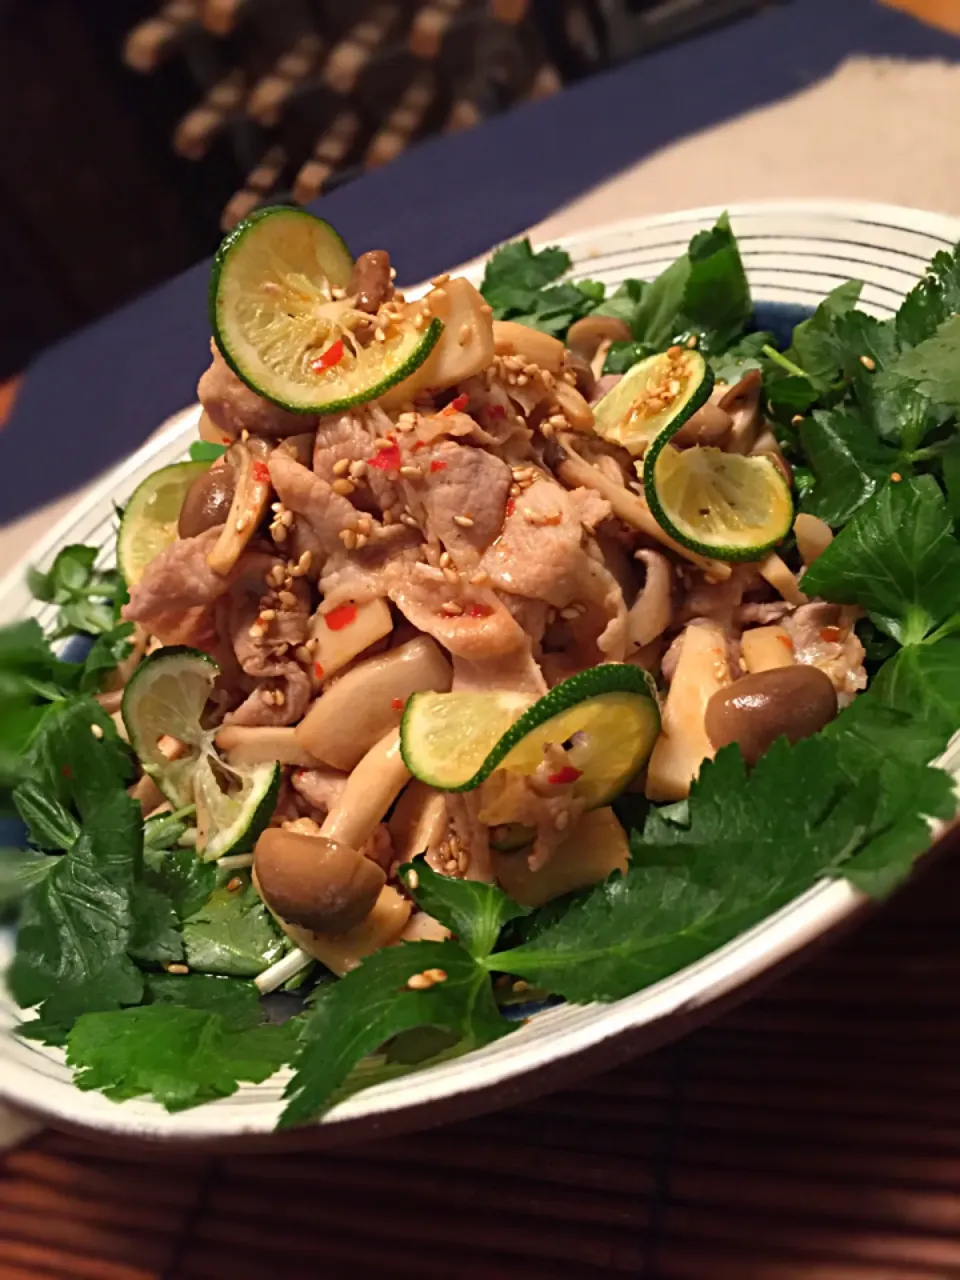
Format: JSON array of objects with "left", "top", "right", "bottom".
[{"left": 3, "top": 840, "right": 959, "bottom": 1278}]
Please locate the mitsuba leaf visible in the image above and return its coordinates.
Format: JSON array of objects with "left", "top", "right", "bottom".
[
  {"left": 784, "top": 280, "right": 863, "bottom": 389},
  {"left": 401, "top": 858, "right": 528, "bottom": 958},
  {"left": 710, "top": 331, "right": 774, "bottom": 385},
  {"left": 129, "top": 884, "right": 183, "bottom": 964},
  {"left": 80, "top": 623, "right": 134, "bottom": 694},
  {"left": 9, "top": 788, "right": 144, "bottom": 1022},
  {"left": 492, "top": 738, "right": 876, "bottom": 1002},
  {"left": 798, "top": 408, "right": 898, "bottom": 526},
  {"left": 895, "top": 244, "right": 960, "bottom": 347},
  {"left": 802, "top": 477, "right": 960, "bottom": 645},
  {"left": 67, "top": 998, "right": 295, "bottom": 1112},
  {"left": 145, "top": 845, "right": 216, "bottom": 920},
  {"left": 189, "top": 441, "right": 227, "bottom": 463},
  {"left": 13, "top": 779, "right": 80, "bottom": 852},
  {"left": 480, "top": 239, "right": 572, "bottom": 319},
  {"left": 182, "top": 872, "right": 286, "bottom": 977},
  {"left": 280, "top": 940, "right": 512, "bottom": 1127}
]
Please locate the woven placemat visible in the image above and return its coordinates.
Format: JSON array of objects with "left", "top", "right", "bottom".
[{"left": 2, "top": 833, "right": 958, "bottom": 1280}]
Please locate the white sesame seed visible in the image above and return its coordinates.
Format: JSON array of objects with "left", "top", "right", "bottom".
[
  {"left": 165, "top": 963, "right": 190, "bottom": 975},
  {"left": 860, "top": 354, "right": 877, "bottom": 371},
  {"left": 443, "top": 567, "right": 460, "bottom": 584},
  {"left": 332, "top": 458, "right": 351, "bottom": 476},
  {"left": 259, "top": 608, "right": 277, "bottom": 621},
  {"left": 235, "top": 516, "right": 249, "bottom": 533},
  {"left": 560, "top": 606, "right": 580, "bottom": 620},
  {"left": 349, "top": 459, "right": 367, "bottom": 479},
  {"left": 400, "top": 465, "right": 422, "bottom": 480},
  {"left": 281, "top": 510, "right": 294, "bottom": 528},
  {"left": 340, "top": 529, "right": 357, "bottom": 549},
  {"left": 406, "top": 868, "right": 419, "bottom": 890},
  {"left": 470, "top": 570, "right": 490, "bottom": 586},
  {"left": 90, "top": 723, "right": 104, "bottom": 740},
  {"left": 554, "top": 810, "right": 570, "bottom": 831},
  {"left": 458, "top": 322, "right": 471, "bottom": 345},
  {"left": 440, "top": 600, "right": 464, "bottom": 616},
  {"left": 375, "top": 436, "right": 395, "bottom": 451},
  {"left": 332, "top": 478, "right": 355, "bottom": 497},
  {"left": 452, "top": 514, "right": 474, "bottom": 528},
  {"left": 407, "top": 972, "right": 432, "bottom": 990},
  {"left": 355, "top": 533, "right": 369, "bottom": 549},
  {"left": 431, "top": 272, "right": 450, "bottom": 286}
]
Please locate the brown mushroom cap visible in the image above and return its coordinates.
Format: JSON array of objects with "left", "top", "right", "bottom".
[
  {"left": 704, "top": 665, "right": 838, "bottom": 767},
  {"left": 178, "top": 462, "right": 237, "bottom": 539},
  {"left": 566, "top": 314, "right": 632, "bottom": 360},
  {"left": 254, "top": 828, "right": 385, "bottom": 934}
]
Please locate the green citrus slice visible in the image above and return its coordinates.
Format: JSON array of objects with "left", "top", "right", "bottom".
[
  {"left": 401, "top": 665, "right": 660, "bottom": 808},
  {"left": 210, "top": 206, "right": 442, "bottom": 414},
  {"left": 118, "top": 461, "right": 210, "bottom": 586},
  {"left": 592, "top": 348, "right": 713, "bottom": 456}
]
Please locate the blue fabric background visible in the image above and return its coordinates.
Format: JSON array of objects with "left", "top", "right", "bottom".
[{"left": 2, "top": 0, "right": 957, "bottom": 522}]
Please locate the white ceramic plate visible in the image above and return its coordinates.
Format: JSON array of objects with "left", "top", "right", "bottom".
[{"left": 3, "top": 200, "right": 959, "bottom": 1147}]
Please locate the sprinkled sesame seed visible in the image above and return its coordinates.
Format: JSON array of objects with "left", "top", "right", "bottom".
[
  {"left": 248, "top": 623, "right": 266, "bottom": 639},
  {"left": 406, "top": 868, "right": 419, "bottom": 890},
  {"left": 281, "top": 510, "right": 294, "bottom": 528},
  {"left": 390, "top": 267, "right": 397, "bottom": 280},
  {"left": 259, "top": 608, "right": 277, "bottom": 621},
  {"left": 400, "top": 465, "right": 422, "bottom": 480},
  {"left": 891, "top": 471, "right": 902, "bottom": 482},
  {"left": 458, "top": 322, "right": 471, "bottom": 345},
  {"left": 686, "top": 334, "right": 699, "bottom": 348},
  {"left": 860, "top": 354, "right": 876, "bottom": 371},
  {"left": 332, "top": 478, "right": 355, "bottom": 497},
  {"left": 424, "top": 968, "right": 447, "bottom": 984},
  {"left": 453, "top": 514, "right": 474, "bottom": 528},
  {"left": 440, "top": 600, "right": 464, "bottom": 616},
  {"left": 470, "top": 570, "right": 490, "bottom": 586},
  {"left": 340, "top": 529, "right": 357, "bottom": 549},
  {"left": 791, "top": 414, "right": 804, "bottom": 426},
  {"left": 407, "top": 972, "right": 432, "bottom": 990},
  {"left": 375, "top": 435, "right": 395, "bottom": 451},
  {"left": 278, "top": 590, "right": 297, "bottom": 609},
  {"left": 90, "top": 723, "right": 104, "bottom": 739},
  {"left": 295, "top": 645, "right": 312, "bottom": 665},
  {"left": 443, "top": 567, "right": 460, "bottom": 584},
  {"left": 332, "top": 458, "right": 351, "bottom": 476},
  {"left": 349, "top": 459, "right": 367, "bottom": 479},
  {"left": 235, "top": 516, "right": 249, "bottom": 533},
  {"left": 400, "top": 513, "right": 420, "bottom": 528},
  {"left": 273, "top": 689, "right": 285, "bottom": 707},
  {"left": 165, "top": 963, "right": 190, "bottom": 975},
  {"left": 559, "top": 606, "right": 580, "bottom": 620},
  {"left": 513, "top": 979, "right": 530, "bottom": 992},
  {"left": 355, "top": 533, "right": 369, "bottom": 549},
  {"left": 357, "top": 514, "right": 374, "bottom": 535},
  {"left": 554, "top": 810, "right": 570, "bottom": 831},
  {"left": 226, "top": 877, "right": 243, "bottom": 893},
  {"left": 431, "top": 272, "right": 451, "bottom": 286},
  {"left": 297, "top": 550, "right": 313, "bottom": 574}
]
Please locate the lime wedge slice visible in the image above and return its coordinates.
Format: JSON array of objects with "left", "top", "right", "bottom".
[
  {"left": 646, "top": 442, "right": 793, "bottom": 561},
  {"left": 122, "top": 647, "right": 279, "bottom": 858},
  {"left": 210, "top": 206, "right": 442, "bottom": 414},
  {"left": 401, "top": 665, "right": 659, "bottom": 807},
  {"left": 118, "top": 461, "right": 210, "bottom": 586},
  {"left": 592, "top": 348, "right": 713, "bottom": 457}
]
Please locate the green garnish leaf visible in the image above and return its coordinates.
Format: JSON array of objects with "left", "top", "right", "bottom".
[
  {"left": 28, "top": 544, "right": 123, "bottom": 639},
  {"left": 80, "top": 622, "right": 135, "bottom": 694},
  {"left": 144, "top": 843, "right": 215, "bottom": 919},
  {"left": 802, "top": 476, "right": 960, "bottom": 645},
  {"left": 798, "top": 408, "right": 899, "bottom": 526},
  {"left": 280, "top": 940, "right": 512, "bottom": 1127},
  {"left": 400, "top": 858, "right": 528, "bottom": 958},
  {"left": 895, "top": 243, "right": 960, "bottom": 347},
  {"left": 491, "top": 738, "right": 877, "bottom": 1002},
  {"left": 182, "top": 871, "right": 286, "bottom": 978},
  {"left": 480, "top": 239, "right": 572, "bottom": 318},
  {"left": 189, "top": 441, "right": 228, "bottom": 463},
  {"left": 13, "top": 779, "right": 80, "bottom": 852},
  {"left": 129, "top": 884, "right": 183, "bottom": 965},
  {"left": 709, "top": 331, "right": 774, "bottom": 384},
  {"left": 782, "top": 280, "right": 863, "bottom": 389},
  {"left": 9, "top": 787, "right": 144, "bottom": 1023},
  {"left": 66, "top": 976, "right": 296, "bottom": 1112}
]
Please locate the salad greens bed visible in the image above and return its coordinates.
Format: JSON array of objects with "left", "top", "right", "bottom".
[{"left": 4, "top": 217, "right": 960, "bottom": 1129}]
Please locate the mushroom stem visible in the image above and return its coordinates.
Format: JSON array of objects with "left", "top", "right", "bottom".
[
  {"left": 320, "top": 728, "right": 411, "bottom": 850},
  {"left": 254, "top": 947, "right": 312, "bottom": 994},
  {"left": 207, "top": 438, "right": 273, "bottom": 576},
  {"left": 551, "top": 433, "right": 732, "bottom": 580}
]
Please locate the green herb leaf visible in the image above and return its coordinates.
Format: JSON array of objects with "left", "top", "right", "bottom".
[
  {"left": 798, "top": 408, "right": 899, "bottom": 526},
  {"left": 67, "top": 997, "right": 295, "bottom": 1112},
  {"left": 603, "top": 340, "right": 655, "bottom": 375},
  {"left": 591, "top": 279, "right": 645, "bottom": 331},
  {"left": 0, "top": 847, "right": 53, "bottom": 913},
  {"left": 491, "top": 738, "right": 876, "bottom": 1002},
  {"left": 9, "top": 788, "right": 144, "bottom": 1023},
  {"left": 802, "top": 476, "right": 960, "bottom": 645},
  {"left": 182, "top": 872, "right": 285, "bottom": 978},
  {"left": 13, "top": 779, "right": 80, "bottom": 851},
  {"left": 895, "top": 244, "right": 960, "bottom": 347},
  {"left": 480, "top": 240, "right": 572, "bottom": 319},
  {"left": 28, "top": 545, "right": 123, "bottom": 639},
  {"left": 80, "top": 623, "right": 134, "bottom": 694},
  {"left": 129, "top": 884, "right": 183, "bottom": 964},
  {"left": 189, "top": 441, "right": 228, "bottom": 463},
  {"left": 709, "top": 331, "right": 774, "bottom": 385},
  {"left": 401, "top": 858, "right": 528, "bottom": 958},
  {"left": 890, "top": 314, "right": 960, "bottom": 409},
  {"left": 783, "top": 280, "right": 863, "bottom": 389},
  {"left": 144, "top": 844, "right": 216, "bottom": 920},
  {"left": 280, "top": 940, "right": 512, "bottom": 1127}
]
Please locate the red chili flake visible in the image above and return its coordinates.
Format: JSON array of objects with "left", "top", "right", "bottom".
[
  {"left": 429, "top": 459, "right": 447, "bottom": 473},
  {"left": 61, "top": 765, "right": 72, "bottom": 779},
  {"left": 252, "top": 460, "right": 271, "bottom": 485},
  {"left": 466, "top": 604, "right": 491, "bottom": 618},
  {"left": 310, "top": 338, "right": 344, "bottom": 373},
  {"left": 819, "top": 625, "right": 843, "bottom": 643},
  {"left": 313, "top": 662, "right": 325, "bottom": 681},
  {"left": 369, "top": 442, "right": 401, "bottom": 471},
  {"left": 221, "top": 437, "right": 232, "bottom": 445},
  {"left": 547, "top": 766, "right": 582, "bottom": 786},
  {"left": 442, "top": 393, "right": 469, "bottom": 416},
  {"left": 412, "top": 440, "right": 428, "bottom": 452},
  {"left": 391, "top": 697, "right": 405, "bottom": 712},
  {"left": 325, "top": 603, "right": 358, "bottom": 631},
  {"left": 505, "top": 498, "right": 516, "bottom": 517},
  {"left": 777, "top": 634, "right": 794, "bottom": 649},
  {"left": 486, "top": 404, "right": 506, "bottom": 420}
]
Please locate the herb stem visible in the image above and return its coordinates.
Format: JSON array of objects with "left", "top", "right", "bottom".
[{"left": 761, "top": 344, "right": 810, "bottom": 380}]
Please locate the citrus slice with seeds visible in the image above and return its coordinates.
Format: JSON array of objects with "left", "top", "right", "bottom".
[
  {"left": 210, "top": 206, "right": 442, "bottom": 414},
  {"left": 592, "top": 348, "right": 713, "bottom": 456}
]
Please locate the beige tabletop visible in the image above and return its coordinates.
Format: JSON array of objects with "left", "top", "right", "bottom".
[{"left": 4, "top": 54, "right": 960, "bottom": 582}]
